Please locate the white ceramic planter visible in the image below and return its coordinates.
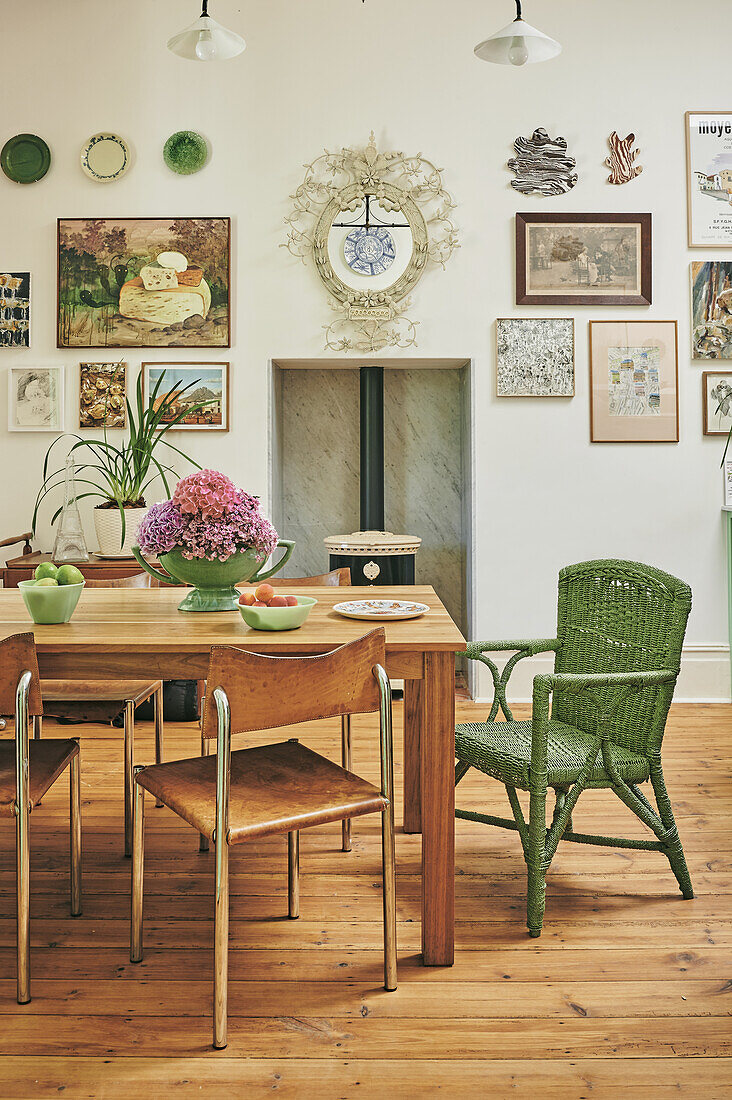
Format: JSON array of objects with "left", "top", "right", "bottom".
[{"left": 94, "top": 506, "right": 147, "bottom": 558}]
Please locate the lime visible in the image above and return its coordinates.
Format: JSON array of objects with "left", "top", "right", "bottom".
[
  {"left": 35, "top": 577, "right": 59, "bottom": 587},
  {"left": 56, "top": 564, "right": 85, "bottom": 586},
  {"left": 35, "top": 562, "right": 58, "bottom": 581}
]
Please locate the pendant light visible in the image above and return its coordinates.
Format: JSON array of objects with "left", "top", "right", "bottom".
[
  {"left": 474, "top": 0, "right": 561, "bottom": 66},
  {"left": 167, "top": 0, "right": 246, "bottom": 62}
]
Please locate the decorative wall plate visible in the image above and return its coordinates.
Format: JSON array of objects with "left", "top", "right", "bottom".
[
  {"left": 80, "top": 133, "right": 130, "bottom": 183},
  {"left": 344, "top": 227, "right": 396, "bottom": 276},
  {"left": 333, "top": 599, "right": 429, "bottom": 621},
  {"left": 1, "top": 134, "right": 51, "bottom": 184},
  {"left": 163, "top": 131, "right": 208, "bottom": 175}
]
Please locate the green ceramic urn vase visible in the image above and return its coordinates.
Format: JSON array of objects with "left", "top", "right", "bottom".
[{"left": 131, "top": 540, "right": 295, "bottom": 612}]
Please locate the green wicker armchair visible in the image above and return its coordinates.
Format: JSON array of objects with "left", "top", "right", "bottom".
[{"left": 455, "top": 559, "right": 693, "bottom": 938}]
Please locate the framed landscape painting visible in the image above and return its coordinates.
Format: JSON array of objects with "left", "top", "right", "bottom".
[
  {"left": 686, "top": 112, "right": 732, "bottom": 247},
  {"left": 702, "top": 371, "right": 732, "bottom": 436},
  {"left": 57, "top": 217, "right": 230, "bottom": 349},
  {"left": 79, "top": 362, "right": 126, "bottom": 429},
  {"left": 7, "top": 366, "right": 64, "bottom": 432},
  {"left": 516, "top": 213, "right": 652, "bottom": 306},
  {"left": 691, "top": 261, "right": 732, "bottom": 359},
  {"left": 589, "top": 321, "right": 678, "bottom": 443},
  {"left": 496, "top": 318, "right": 574, "bottom": 397},
  {"left": 142, "top": 362, "right": 229, "bottom": 431}
]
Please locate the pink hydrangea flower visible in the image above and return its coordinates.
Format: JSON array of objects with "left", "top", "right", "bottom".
[{"left": 173, "top": 469, "right": 240, "bottom": 520}]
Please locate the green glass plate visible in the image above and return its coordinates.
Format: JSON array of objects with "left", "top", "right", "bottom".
[
  {"left": 1, "top": 133, "right": 51, "bottom": 183},
  {"left": 163, "top": 131, "right": 208, "bottom": 175}
]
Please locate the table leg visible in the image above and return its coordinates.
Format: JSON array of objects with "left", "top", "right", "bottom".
[
  {"left": 726, "top": 511, "right": 732, "bottom": 700},
  {"left": 421, "top": 650, "right": 455, "bottom": 966},
  {"left": 403, "top": 678, "right": 422, "bottom": 834}
]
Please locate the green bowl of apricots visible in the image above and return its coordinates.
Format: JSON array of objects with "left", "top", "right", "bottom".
[{"left": 237, "top": 583, "right": 317, "bottom": 631}]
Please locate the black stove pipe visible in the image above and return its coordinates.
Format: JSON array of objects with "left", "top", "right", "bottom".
[{"left": 359, "top": 365, "right": 385, "bottom": 531}]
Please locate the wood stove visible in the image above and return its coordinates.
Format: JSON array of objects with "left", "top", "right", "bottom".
[{"left": 324, "top": 365, "right": 421, "bottom": 584}]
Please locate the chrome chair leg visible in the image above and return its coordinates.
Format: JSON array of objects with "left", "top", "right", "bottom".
[
  {"left": 130, "top": 767, "right": 145, "bottom": 963},
  {"left": 213, "top": 822, "right": 229, "bottom": 1049},
  {"left": 154, "top": 685, "right": 164, "bottom": 807},
  {"left": 15, "top": 795, "right": 30, "bottom": 1004},
  {"left": 69, "top": 748, "right": 82, "bottom": 916},
  {"left": 288, "top": 831, "right": 300, "bottom": 919},
  {"left": 200, "top": 733, "right": 212, "bottom": 853},
  {"left": 32, "top": 715, "right": 42, "bottom": 740},
  {"left": 381, "top": 803, "right": 397, "bottom": 992},
  {"left": 124, "top": 701, "right": 135, "bottom": 858},
  {"left": 341, "top": 714, "right": 352, "bottom": 852}
]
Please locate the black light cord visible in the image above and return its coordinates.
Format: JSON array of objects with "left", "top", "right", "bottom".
[
  {"left": 201, "top": 0, "right": 209, "bottom": 15},
  {"left": 515, "top": 0, "right": 523, "bottom": 19}
]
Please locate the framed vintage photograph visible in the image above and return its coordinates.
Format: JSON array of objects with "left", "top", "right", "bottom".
[
  {"left": 702, "top": 371, "right": 732, "bottom": 436},
  {"left": 57, "top": 217, "right": 230, "bottom": 349},
  {"left": 516, "top": 213, "right": 652, "bottom": 306},
  {"left": 496, "top": 318, "right": 574, "bottom": 397},
  {"left": 7, "top": 366, "right": 64, "bottom": 432},
  {"left": 685, "top": 112, "right": 732, "bottom": 248},
  {"left": 79, "top": 362, "right": 126, "bottom": 429},
  {"left": 142, "top": 362, "right": 229, "bottom": 432},
  {"left": 691, "top": 261, "right": 732, "bottom": 359},
  {"left": 589, "top": 321, "right": 679, "bottom": 443},
  {"left": 0, "top": 272, "right": 30, "bottom": 348}
]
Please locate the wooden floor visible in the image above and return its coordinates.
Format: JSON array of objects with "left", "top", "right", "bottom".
[{"left": 0, "top": 700, "right": 730, "bottom": 1098}]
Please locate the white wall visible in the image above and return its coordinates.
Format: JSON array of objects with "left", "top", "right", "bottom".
[{"left": 1, "top": 0, "right": 729, "bottom": 699}]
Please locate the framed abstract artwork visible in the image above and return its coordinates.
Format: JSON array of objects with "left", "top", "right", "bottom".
[
  {"left": 702, "top": 371, "right": 732, "bottom": 436},
  {"left": 685, "top": 112, "right": 732, "bottom": 247},
  {"left": 57, "top": 217, "right": 230, "bottom": 349},
  {"left": 589, "top": 321, "right": 678, "bottom": 443},
  {"left": 7, "top": 366, "right": 64, "bottom": 432},
  {"left": 0, "top": 272, "right": 30, "bottom": 347},
  {"left": 516, "top": 212, "right": 652, "bottom": 306},
  {"left": 496, "top": 318, "right": 574, "bottom": 397},
  {"left": 141, "top": 362, "right": 229, "bottom": 432},
  {"left": 79, "top": 362, "right": 126, "bottom": 429},
  {"left": 690, "top": 261, "right": 732, "bottom": 359}
]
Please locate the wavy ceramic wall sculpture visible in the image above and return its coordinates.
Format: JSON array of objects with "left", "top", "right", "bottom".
[
  {"left": 508, "top": 128, "right": 577, "bottom": 196},
  {"left": 605, "top": 131, "right": 643, "bottom": 185}
]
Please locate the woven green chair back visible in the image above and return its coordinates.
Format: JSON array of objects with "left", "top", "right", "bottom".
[{"left": 553, "top": 560, "right": 692, "bottom": 756}]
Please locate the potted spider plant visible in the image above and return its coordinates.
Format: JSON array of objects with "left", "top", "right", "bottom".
[{"left": 33, "top": 368, "right": 214, "bottom": 557}]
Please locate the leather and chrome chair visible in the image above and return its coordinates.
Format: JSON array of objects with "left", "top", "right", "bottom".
[
  {"left": 130, "top": 627, "right": 396, "bottom": 1050},
  {"left": 0, "top": 633, "right": 81, "bottom": 1003}
]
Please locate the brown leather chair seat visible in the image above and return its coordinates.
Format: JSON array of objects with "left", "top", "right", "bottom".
[
  {"left": 0, "top": 739, "right": 80, "bottom": 815},
  {"left": 138, "top": 739, "right": 387, "bottom": 843}
]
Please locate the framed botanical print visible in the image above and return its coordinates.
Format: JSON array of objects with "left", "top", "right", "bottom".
[
  {"left": 685, "top": 112, "right": 732, "bottom": 248},
  {"left": 57, "top": 217, "right": 230, "bottom": 349},
  {"left": 79, "top": 362, "right": 126, "bottom": 429},
  {"left": 496, "top": 318, "right": 574, "bottom": 397},
  {"left": 589, "top": 321, "right": 678, "bottom": 443},
  {"left": 0, "top": 272, "right": 30, "bottom": 348},
  {"left": 702, "top": 371, "right": 732, "bottom": 436},
  {"left": 691, "top": 261, "right": 732, "bottom": 359},
  {"left": 7, "top": 366, "right": 64, "bottom": 432},
  {"left": 142, "top": 362, "right": 229, "bottom": 431},
  {"left": 516, "top": 213, "right": 652, "bottom": 306}
]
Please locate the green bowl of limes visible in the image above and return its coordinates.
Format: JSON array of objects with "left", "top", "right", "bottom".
[{"left": 19, "top": 563, "right": 86, "bottom": 625}]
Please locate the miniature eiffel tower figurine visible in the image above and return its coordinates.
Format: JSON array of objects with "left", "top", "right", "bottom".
[{"left": 52, "top": 455, "right": 90, "bottom": 563}]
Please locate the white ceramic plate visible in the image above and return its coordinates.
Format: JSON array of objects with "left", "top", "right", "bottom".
[
  {"left": 81, "top": 133, "right": 130, "bottom": 183},
  {"left": 333, "top": 599, "right": 429, "bottom": 621}
]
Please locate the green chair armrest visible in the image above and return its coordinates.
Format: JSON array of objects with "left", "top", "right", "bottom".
[
  {"left": 462, "top": 638, "right": 559, "bottom": 722},
  {"left": 463, "top": 639, "right": 559, "bottom": 660}
]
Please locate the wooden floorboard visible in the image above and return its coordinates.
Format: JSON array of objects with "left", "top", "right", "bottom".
[{"left": 0, "top": 700, "right": 729, "bottom": 1098}]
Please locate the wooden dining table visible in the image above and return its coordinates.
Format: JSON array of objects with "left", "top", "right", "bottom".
[{"left": 0, "top": 583, "right": 465, "bottom": 966}]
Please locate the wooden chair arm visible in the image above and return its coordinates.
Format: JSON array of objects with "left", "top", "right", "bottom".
[{"left": 0, "top": 532, "right": 33, "bottom": 555}]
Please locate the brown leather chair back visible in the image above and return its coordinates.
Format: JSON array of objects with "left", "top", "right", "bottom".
[
  {"left": 268, "top": 569, "right": 351, "bottom": 587},
  {"left": 0, "top": 633, "right": 42, "bottom": 717},
  {"left": 202, "top": 628, "right": 385, "bottom": 738},
  {"left": 83, "top": 573, "right": 161, "bottom": 589}
]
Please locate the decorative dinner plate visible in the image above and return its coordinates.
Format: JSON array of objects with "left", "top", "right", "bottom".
[
  {"left": 333, "top": 599, "right": 429, "bottom": 621},
  {"left": 163, "top": 131, "right": 208, "bottom": 175},
  {"left": 90, "top": 552, "right": 138, "bottom": 560},
  {"left": 1, "top": 133, "right": 51, "bottom": 183},
  {"left": 343, "top": 227, "right": 396, "bottom": 277},
  {"left": 81, "top": 133, "right": 130, "bottom": 183}
]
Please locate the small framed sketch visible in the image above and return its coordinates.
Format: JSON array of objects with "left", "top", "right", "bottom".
[
  {"left": 79, "top": 362, "right": 126, "bottom": 429},
  {"left": 516, "top": 212, "right": 652, "bottom": 306},
  {"left": 496, "top": 318, "right": 574, "bottom": 397},
  {"left": 702, "top": 371, "right": 732, "bottom": 436},
  {"left": 589, "top": 321, "right": 679, "bottom": 443},
  {"left": 0, "top": 273, "right": 30, "bottom": 348},
  {"left": 691, "top": 261, "right": 732, "bottom": 359},
  {"left": 685, "top": 112, "right": 732, "bottom": 248},
  {"left": 7, "top": 366, "right": 64, "bottom": 432},
  {"left": 142, "top": 362, "right": 229, "bottom": 431}
]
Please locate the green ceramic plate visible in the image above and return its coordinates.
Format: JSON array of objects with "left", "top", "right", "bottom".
[
  {"left": 163, "top": 131, "right": 208, "bottom": 175},
  {"left": 1, "top": 133, "right": 51, "bottom": 183}
]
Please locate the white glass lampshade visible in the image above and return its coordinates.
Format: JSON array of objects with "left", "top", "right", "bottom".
[
  {"left": 474, "top": 17, "right": 561, "bottom": 65},
  {"left": 167, "top": 12, "right": 246, "bottom": 61}
]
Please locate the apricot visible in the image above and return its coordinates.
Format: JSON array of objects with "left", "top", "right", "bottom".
[
  {"left": 285, "top": 595, "right": 298, "bottom": 606},
  {"left": 255, "top": 583, "right": 275, "bottom": 604},
  {"left": 269, "top": 595, "right": 287, "bottom": 607},
  {"left": 239, "top": 591, "right": 256, "bottom": 606},
  {"left": 252, "top": 600, "right": 267, "bottom": 607}
]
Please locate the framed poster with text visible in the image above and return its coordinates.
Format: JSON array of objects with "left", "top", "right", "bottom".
[{"left": 686, "top": 112, "right": 732, "bottom": 247}]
